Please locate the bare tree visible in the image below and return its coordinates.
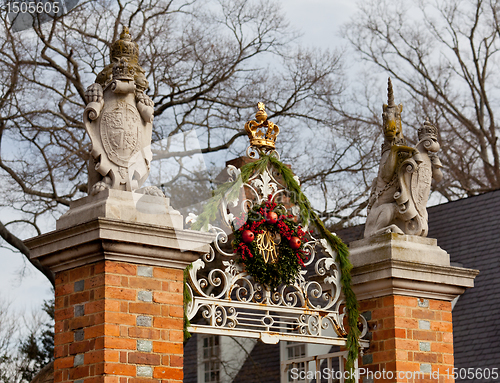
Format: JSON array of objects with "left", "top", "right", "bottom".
[
  {"left": 0, "top": 0, "right": 379, "bottom": 284},
  {"left": 343, "top": 0, "right": 500, "bottom": 201},
  {"left": 0, "top": 299, "right": 54, "bottom": 383}
]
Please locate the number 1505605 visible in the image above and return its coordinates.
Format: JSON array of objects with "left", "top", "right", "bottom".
[{"left": 6, "top": 1, "right": 60, "bottom": 14}]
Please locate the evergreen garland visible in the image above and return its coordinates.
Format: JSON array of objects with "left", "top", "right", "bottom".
[
  {"left": 187, "top": 153, "right": 360, "bottom": 381},
  {"left": 183, "top": 263, "right": 193, "bottom": 342}
]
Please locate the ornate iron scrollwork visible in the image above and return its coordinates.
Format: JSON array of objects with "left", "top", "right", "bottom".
[{"left": 185, "top": 143, "right": 368, "bottom": 346}]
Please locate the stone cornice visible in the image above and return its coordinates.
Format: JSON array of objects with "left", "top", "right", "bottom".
[
  {"left": 349, "top": 233, "right": 479, "bottom": 301},
  {"left": 25, "top": 217, "right": 213, "bottom": 272}
]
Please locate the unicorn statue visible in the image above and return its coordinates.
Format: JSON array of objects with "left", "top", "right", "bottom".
[{"left": 364, "top": 79, "right": 443, "bottom": 237}]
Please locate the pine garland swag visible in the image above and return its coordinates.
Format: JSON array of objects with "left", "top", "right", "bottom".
[{"left": 187, "top": 153, "right": 361, "bottom": 381}]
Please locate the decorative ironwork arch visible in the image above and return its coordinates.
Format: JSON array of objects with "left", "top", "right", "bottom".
[{"left": 185, "top": 104, "right": 369, "bottom": 351}]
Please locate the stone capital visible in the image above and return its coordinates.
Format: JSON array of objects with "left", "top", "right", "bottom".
[
  {"left": 349, "top": 233, "right": 479, "bottom": 301},
  {"left": 25, "top": 190, "right": 213, "bottom": 272}
]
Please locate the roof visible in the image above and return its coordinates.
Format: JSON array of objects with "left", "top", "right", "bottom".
[
  {"left": 427, "top": 190, "right": 500, "bottom": 378},
  {"left": 336, "top": 190, "right": 500, "bottom": 381}
]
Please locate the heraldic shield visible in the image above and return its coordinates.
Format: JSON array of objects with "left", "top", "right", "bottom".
[
  {"left": 84, "top": 88, "right": 153, "bottom": 194},
  {"left": 83, "top": 27, "right": 155, "bottom": 195}
]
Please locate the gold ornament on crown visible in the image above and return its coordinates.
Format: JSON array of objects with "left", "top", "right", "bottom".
[{"left": 244, "top": 102, "right": 280, "bottom": 150}]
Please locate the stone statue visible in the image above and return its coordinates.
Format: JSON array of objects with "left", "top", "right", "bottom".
[
  {"left": 83, "top": 27, "right": 162, "bottom": 196},
  {"left": 364, "top": 79, "right": 443, "bottom": 238}
]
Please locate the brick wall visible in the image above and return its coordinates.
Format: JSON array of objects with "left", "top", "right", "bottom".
[
  {"left": 54, "top": 260, "right": 185, "bottom": 383},
  {"left": 359, "top": 295, "right": 454, "bottom": 383}
]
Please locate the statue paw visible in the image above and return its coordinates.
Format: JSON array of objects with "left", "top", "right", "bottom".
[
  {"left": 140, "top": 186, "right": 165, "bottom": 197},
  {"left": 90, "top": 181, "right": 109, "bottom": 196},
  {"left": 383, "top": 224, "right": 404, "bottom": 235},
  {"left": 136, "top": 92, "right": 154, "bottom": 107},
  {"left": 85, "top": 83, "right": 103, "bottom": 105}
]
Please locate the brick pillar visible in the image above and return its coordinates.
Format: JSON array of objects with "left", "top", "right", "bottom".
[
  {"left": 350, "top": 233, "right": 478, "bottom": 383},
  {"left": 25, "top": 190, "right": 211, "bottom": 383}
]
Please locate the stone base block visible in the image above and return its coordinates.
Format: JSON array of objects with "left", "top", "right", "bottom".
[
  {"left": 350, "top": 233, "right": 478, "bottom": 301},
  {"left": 56, "top": 189, "right": 183, "bottom": 230}
]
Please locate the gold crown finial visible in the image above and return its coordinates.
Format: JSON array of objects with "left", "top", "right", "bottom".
[{"left": 245, "top": 102, "right": 279, "bottom": 150}]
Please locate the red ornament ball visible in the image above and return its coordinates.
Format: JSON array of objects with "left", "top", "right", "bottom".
[
  {"left": 266, "top": 211, "right": 278, "bottom": 224},
  {"left": 289, "top": 236, "right": 302, "bottom": 250},
  {"left": 242, "top": 230, "right": 255, "bottom": 243}
]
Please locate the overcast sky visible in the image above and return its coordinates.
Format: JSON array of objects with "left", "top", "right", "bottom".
[{"left": 0, "top": 0, "right": 359, "bottom": 316}]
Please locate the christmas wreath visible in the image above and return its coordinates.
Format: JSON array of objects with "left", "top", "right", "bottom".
[{"left": 231, "top": 196, "right": 307, "bottom": 288}]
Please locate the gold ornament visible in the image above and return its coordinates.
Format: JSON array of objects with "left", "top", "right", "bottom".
[
  {"left": 255, "top": 230, "right": 279, "bottom": 263},
  {"left": 244, "top": 102, "right": 279, "bottom": 150}
]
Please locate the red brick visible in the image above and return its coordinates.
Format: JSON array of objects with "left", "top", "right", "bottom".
[
  {"left": 431, "top": 343, "right": 453, "bottom": 354},
  {"left": 129, "top": 302, "right": 161, "bottom": 316},
  {"left": 429, "top": 300, "right": 451, "bottom": 311},
  {"left": 153, "top": 367, "right": 183, "bottom": 380},
  {"left": 129, "top": 277, "right": 162, "bottom": 290},
  {"left": 412, "top": 309, "right": 436, "bottom": 320},
  {"left": 105, "top": 287, "right": 137, "bottom": 301},
  {"left": 153, "top": 268, "right": 183, "bottom": 281},
  {"left": 430, "top": 321, "right": 453, "bottom": 332},
  {"left": 85, "top": 274, "right": 105, "bottom": 289},
  {"left": 169, "top": 281, "right": 183, "bottom": 294},
  {"left": 55, "top": 296, "right": 66, "bottom": 310},
  {"left": 69, "top": 265, "right": 91, "bottom": 282},
  {"left": 55, "top": 270, "right": 69, "bottom": 285},
  {"left": 54, "top": 345, "right": 65, "bottom": 358},
  {"left": 128, "top": 352, "right": 161, "bottom": 365},
  {"left": 53, "top": 369, "right": 63, "bottom": 383},
  {"left": 395, "top": 361, "right": 420, "bottom": 372},
  {"left": 169, "top": 306, "right": 184, "bottom": 318},
  {"left": 442, "top": 332, "right": 453, "bottom": 343},
  {"left": 105, "top": 261, "right": 137, "bottom": 276},
  {"left": 85, "top": 324, "right": 119, "bottom": 339},
  {"left": 105, "top": 275, "right": 123, "bottom": 287},
  {"left": 128, "top": 327, "right": 161, "bottom": 339},
  {"left": 55, "top": 307, "right": 74, "bottom": 321},
  {"left": 68, "top": 315, "right": 92, "bottom": 330},
  {"left": 395, "top": 339, "right": 419, "bottom": 351},
  {"left": 85, "top": 300, "right": 106, "bottom": 314},
  {"left": 54, "top": 331, "right": 74, "bottom": 345},
  {"left": 154, "top": 317, "right": 182, "bottom": 330},
  {"left": 69, "top": 365, "right": 89, "bottom": 379},
  {"left": 104, "top": 363, "right": 136, "bottom": 376},
  {"left": 371, "top": 307, "right": 394, "bottom": 319},
  {"left": 84, "top": 350, "right": 120, "bottom": 364},
  {"left": 105, "top": 312, "right": 136, "bottom": 326},
  {"left": 171, "top": 355, "right": 183, "bottom": 367},
  {"left": 412, "top": 330, "right": 436, "bottom": 341},
  {"left": 54, "top": 356, "right": 73, "bottom": 369},
  {"left": 153, "top": 341, "right": 183, "bottom": 354},
  {"left": 441, "top": 311, "right": 453, "bottom": 322},
  {"left": 69, "top": 291, "right": 90, "bottom": 306},
  {"left": 372, "top": 350, "right": 396, "bottom": 363},
  {"left": 153, "top": 292, "right": 183, "bottom": 305},
  {"left": 129, "top": 379, "right": 160, "bottom": 383},
  {"left": 414, "top": 352, "right": 438, "bottom": 363},
  {"left": 55, "top": 283, "right": 73, "bottom": 296},
  {"left": 104, "top": 337, "right": 136, "bottom": 350},
  {"left": 392, "top": 295, "right": 418, "bottom": 307},
  {"left": 443, "top": 354, "right": 454, "bottom": 364},
  {"left": 395, "top": 349, "right": 408, "bottom": 361},
  {"left": 69, "top": 340, "right": 91, "bottom": 354},
  {"left": 394, "top": 317, "right": 418, "bottom": 329},
  {"left": 170, "top": 330, "right": 183, "bottom": 342}
]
